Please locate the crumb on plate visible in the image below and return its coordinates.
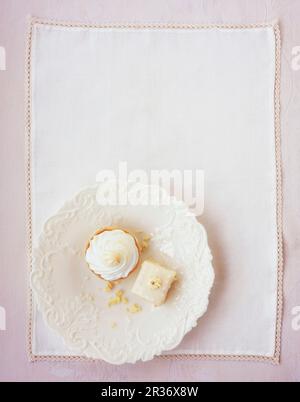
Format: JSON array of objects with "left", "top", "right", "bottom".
[
  {"left": 108, "top": 289, "right": 126, "bottom": 307},
  {"left": 104, "top": 281, "right": 114, "bottom": 292},
  {"left": 127, "top": 303, "right": 142, "bottom": 314}
]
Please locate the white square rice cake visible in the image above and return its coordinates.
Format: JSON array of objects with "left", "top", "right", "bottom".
[{"left": 132, "top": 260, "right": 177, "bottom": 306}]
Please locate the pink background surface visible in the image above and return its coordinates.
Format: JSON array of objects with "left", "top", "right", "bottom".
[{"left": 0, "top": 0, "right": 300, "bottom": 382}]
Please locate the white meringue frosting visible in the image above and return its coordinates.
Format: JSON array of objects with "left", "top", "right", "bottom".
[{"left": 85, "top": 229, "right": 140, "bottom": 281}]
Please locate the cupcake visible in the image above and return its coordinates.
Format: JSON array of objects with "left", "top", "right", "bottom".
[{"left": 85, "top": 227, "right": 141, "bottom": 281}]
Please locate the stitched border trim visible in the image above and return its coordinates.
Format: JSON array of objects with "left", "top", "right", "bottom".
[{"left": 25, "top": 17, "right": 283, "bottom": 365}]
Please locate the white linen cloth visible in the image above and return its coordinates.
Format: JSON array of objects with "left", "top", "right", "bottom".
[{"left": 29, "top": 21, "right": 279, "bottom": 358}]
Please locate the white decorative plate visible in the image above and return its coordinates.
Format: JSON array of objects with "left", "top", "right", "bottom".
[{"left": 31, "top": 184, "right": 214, "bottom": 364}]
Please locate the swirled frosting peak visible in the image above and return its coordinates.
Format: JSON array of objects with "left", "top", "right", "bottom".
[{"left": 85, "top": 229, "right": 139, "bottom": 281}]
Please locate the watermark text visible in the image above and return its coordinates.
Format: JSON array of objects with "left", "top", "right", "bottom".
[
  {"left": 0, "top": 46, "right": 6, "bottom": 71},
  {"left": 291, "top": 46, "right": 300, "bottom": 71},
  {"left": 0, "top": 305, "right": 6, "bottom": 331},
  {"left": 96, "top": 162, "right": 204, "bottom": 215},
  {"left": 292, "top": 306, "right": 300, "bottom": 331}
]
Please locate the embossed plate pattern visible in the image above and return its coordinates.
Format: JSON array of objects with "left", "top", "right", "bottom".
[{"left": 31, "top": 185, "right": 214, "bottom": 364}]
